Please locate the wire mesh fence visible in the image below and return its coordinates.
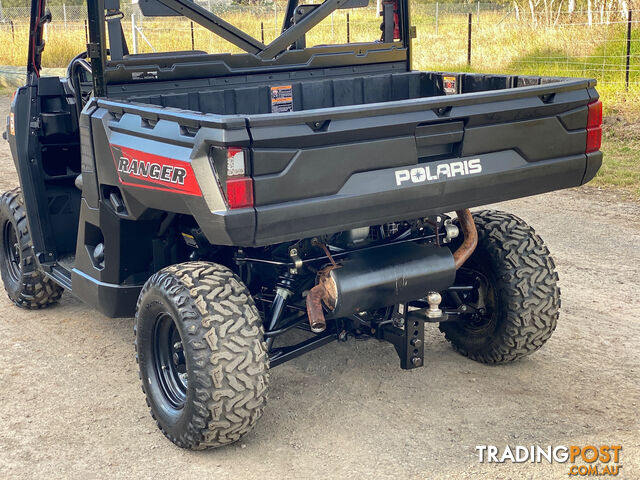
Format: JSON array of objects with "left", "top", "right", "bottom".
[{"left": 0, "top": 2, "right": 637, "bottom": 97}]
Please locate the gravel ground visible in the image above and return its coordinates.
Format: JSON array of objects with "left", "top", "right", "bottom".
[{"left": 0, "top": 96, "right": 638, "bottom": 479}]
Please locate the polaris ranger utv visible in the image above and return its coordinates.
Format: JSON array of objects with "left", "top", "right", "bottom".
[{"left": 2, "top": 0, "right": 602, "bottom": 449}]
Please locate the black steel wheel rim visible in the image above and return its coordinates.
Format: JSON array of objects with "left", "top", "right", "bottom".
[
  {"left": 152, "top": 312, "right": 188, "bottom": 410},
  {"left": 3, "top": 221, "right": 21, "bottom": 283}
]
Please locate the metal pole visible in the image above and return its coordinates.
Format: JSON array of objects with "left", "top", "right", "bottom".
[
  {"left": 626, "top": 10, "right": 632, "bottom": 91},
  {"left": 10, "top": 20, "right": 14, "bottom": 42},
  {"left": 190, "top": 21, "right": 195, "bottom": 50},
  {"left": 261, "top": 21, "right": 265, "bottom": 44},
  {"left": 477, "top": 1, "right": 480, "bottom": 27},
  {"left": 435, "top": 2, "right": 439, "bottom": 36},
  {"left": 347, "top": 13, "right": 350, "bottom": 43},
  {"left": 467, "top": 13, "right": 472, "bottom": 66},
  {"left": 86, "top": 0, "right": 107, "bottom": 97},
  {"left": 63, "top": 4, "right": 67, "bottom": 29},
  {"left": 84, "top": 19, "right": 88, "bottom": 45},
  {"left": 131, "top": 13, "right": 138, "bottom": 54}
]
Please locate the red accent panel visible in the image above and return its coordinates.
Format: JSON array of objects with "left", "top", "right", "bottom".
[{"left": 109, "top": 144, "right": 202, "bottom": 197}]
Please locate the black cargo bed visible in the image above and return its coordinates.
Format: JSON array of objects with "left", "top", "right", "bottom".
[{"left": 120, "top": 71, "right": 586, "bottom": 116}]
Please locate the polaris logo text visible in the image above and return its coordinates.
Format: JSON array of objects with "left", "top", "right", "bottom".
[
  {"left": 395, "top": 159, "right": 482, "bottom": 186},
  {"left": 117, "top": 157, "right": 187, "bottom": 185}
]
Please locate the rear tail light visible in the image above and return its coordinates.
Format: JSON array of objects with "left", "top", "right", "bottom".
[
  {"left": 586, "top": 99, "right": 602, "bottom": 154},
  {"left": 226, "top": 176, "right": 254, "bottom": 209},
  {"left": 210, "top": 147, "right": 254, "bottom": 209},
  {"left": 226, "top": 147, "right": 246, "bottom": 177}
]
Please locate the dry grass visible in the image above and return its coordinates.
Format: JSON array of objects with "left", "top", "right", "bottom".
[
  {"left": 1, "top": 7, "right": 637, "bottom": 115},
  {"left": 0, "top": 5, "right": 637, "bottom": 196}
]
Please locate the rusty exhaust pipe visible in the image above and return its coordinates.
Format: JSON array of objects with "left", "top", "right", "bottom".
[
  {"left": 452, "top": 209, "right": 477, "bottom": 270},
  {"left": 306, "top": 266, "right": 338, "bottom": 333},
  {"left": 306, "top": 284, "right": 328, "bottom": 333}
]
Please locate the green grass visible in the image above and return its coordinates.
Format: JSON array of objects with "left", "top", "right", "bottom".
[{"left": 596, "top": 132, "right": 640, "bottom": 198}]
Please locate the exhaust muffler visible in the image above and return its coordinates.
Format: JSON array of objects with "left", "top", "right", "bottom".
[
  {"left": 306, "top": 242, "right": 456, "bottom": 332},
  {"left": 306, "top": 210, "right": 478, "bottom": 332}
]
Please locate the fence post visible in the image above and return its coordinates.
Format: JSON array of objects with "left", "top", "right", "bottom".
[
  {"left": 477, "top": 1, "right": 480, "bottom": 26},
  {"left": 190, "top": 21, "right": 195, "bottom": 50},
  {"left": 435, "top": 2, "right": 439, "bottom": 36},
  {"left": 261, "top": 21, "right": 264, "bottom": 44},
  {"left": 467, "top": 13, "right": 472, "bottom": 66},
  {"left": 131, "top": 13, "right": 138, "bottom": 54},
  {"left": 626, "top": 10, "right": 632, "bottom": 91},
  {"left": 63, "top": 4, "right": 67, "bottom": 29},
  {"left": 347, "top": 13, "right": 350, "bottom": 43},
  {"left": 10, "top": 20, "right": 14, "bottom": 42}
]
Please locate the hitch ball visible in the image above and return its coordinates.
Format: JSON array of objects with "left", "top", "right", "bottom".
[{"left": 425, "top": 291, "right": 443, "bottom": 319}]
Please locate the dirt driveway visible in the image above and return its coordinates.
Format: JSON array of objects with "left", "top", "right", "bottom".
[{"left": 0, "top": 96, "right": 638, "bottom": 479}]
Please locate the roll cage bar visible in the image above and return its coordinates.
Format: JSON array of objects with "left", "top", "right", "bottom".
[{"left": 28, "top": 0, "right": 412, "bottom": 96}]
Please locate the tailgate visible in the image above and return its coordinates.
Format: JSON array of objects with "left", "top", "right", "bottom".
[{"left": 246, "top": 79, "right": 600, "bottom": 245}]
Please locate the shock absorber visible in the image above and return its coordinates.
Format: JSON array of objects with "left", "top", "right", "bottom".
[{"left": 265, "top": 272, "right": 296, "bottom": 349}]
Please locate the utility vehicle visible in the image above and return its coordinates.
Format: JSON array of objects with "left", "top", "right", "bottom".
[{"left": 2, "top": 0, "right": 602, "bottom": 449}]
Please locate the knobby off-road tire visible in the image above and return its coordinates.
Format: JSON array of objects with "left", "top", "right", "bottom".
[
  {"left": 440, "top": 210, "right": 560, "bottom": 364},
  {"left": 0, "top": 188, "right": 63, "bottom": 308},
  {"left": 135, "top": 261, "right": 269, "bottom": 449}
]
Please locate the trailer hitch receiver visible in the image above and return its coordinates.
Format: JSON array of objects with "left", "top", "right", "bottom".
[{"left": 380, "top": 307, "right": 425, "bottom": 369}]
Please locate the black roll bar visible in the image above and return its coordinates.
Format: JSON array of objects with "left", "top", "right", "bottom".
[
  {"left": 258, "top": 0, "right": 348, "bottom": 60},
  {"left": 81, "top": 0, "right": 411, "bottom": 96},
  {"left": 152, "top": 0, "right": 266, "bottom": 54}
]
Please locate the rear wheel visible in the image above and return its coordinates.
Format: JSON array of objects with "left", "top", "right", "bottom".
[
  {"left": 135, "top": 261, "right": 269, "bottom": 449},
  {"left": 440, "top": 210, "right": 560, "bottom": 364},
  {"left": 0, "top": 188, "right": 63, "bottom": 308}
]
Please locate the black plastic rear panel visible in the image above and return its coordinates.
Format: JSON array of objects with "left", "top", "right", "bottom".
[{"left": 90, "top": 70, "right": 601, "bottom": 247}]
